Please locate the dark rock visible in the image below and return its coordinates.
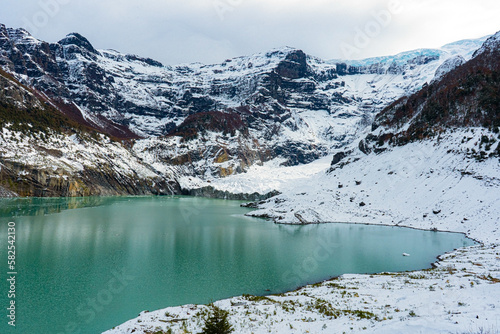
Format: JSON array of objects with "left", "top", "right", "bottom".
[
  {"left": 241, "top": 201, "right": 263, "bottom": 208},
  {"left": 275, "top": 50, "right": 309, "bottom": 79},
  {"left": 58, "top": 33, "right": 98, "bottom": 54},
  {"left": 358, "top": 139, "right": 372, "bottom": 154},
  {"left": 0, "top": 159, "right": 180, "bottom": 197},
  {"left": 125, "top": 54, "right": 163, "bottom": 67},
  {"left": 186, "top": 186, "right": 280, "bottom": 201},
  {"left": 294, "top": 212, "right": 308, "bottom": 224},
  {"left": 331, "top": 151, "right": 347, "bottom": 165}
]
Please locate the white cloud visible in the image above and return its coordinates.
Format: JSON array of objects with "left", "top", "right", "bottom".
[{"left": 0, "top": 0, "right": 499, "bottom": 64}]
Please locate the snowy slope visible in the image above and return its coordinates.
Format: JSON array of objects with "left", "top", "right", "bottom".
[
  {"left": 245, "top": 130, "right": 500, "bottom": 243},
  {"left": 331, "top": 36, "right": 488, "bottom": 67}
]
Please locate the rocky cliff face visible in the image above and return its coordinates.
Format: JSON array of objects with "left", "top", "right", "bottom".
[
  {"left": 0, "top": 158, "right": 179, "bottom": 197},
  {"left": 1, "top": 25, "right": 486, "bottom": 167}
]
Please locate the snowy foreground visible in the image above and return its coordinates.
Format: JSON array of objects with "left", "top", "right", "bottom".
[{"left": 105, "top": 130, "right": 500, "bottom": 334}]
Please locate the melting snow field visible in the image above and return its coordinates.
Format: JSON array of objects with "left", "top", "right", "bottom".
[{"left": 106, "top": 130, "right": 500, "bottom": 334}]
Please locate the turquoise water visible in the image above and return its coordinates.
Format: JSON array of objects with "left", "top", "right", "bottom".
[{"left": 0, "top": 196, "right": 475, "bottom": 333}]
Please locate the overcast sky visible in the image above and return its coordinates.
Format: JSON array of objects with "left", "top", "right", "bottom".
[{"left": 1, "top": 0, "right": 499, "bottom": 65}]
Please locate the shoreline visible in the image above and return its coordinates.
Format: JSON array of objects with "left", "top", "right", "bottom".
[
  {"left": 104, "top": 242, "right": 499, "bottom": 334},
  {"left": 102, "top": 200, "right": 497, "bottom": 333},
  {"left": 269, "top": 219, "right": 485, "bottom": 245}
]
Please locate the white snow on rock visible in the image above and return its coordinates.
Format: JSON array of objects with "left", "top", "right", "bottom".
[
  {"left": 0, "top": 127, "right": 175, "bottom": 185},
  {"left": 431, "top": 55, "right": 465, "bottom": 83},
  {"left": 472, "top": 31, "right": 500, "bottom": 58}
]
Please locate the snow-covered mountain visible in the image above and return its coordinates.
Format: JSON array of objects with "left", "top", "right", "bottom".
[
  {"left": 0, "top": 23, "right": 495, "bottom": 196},
  {"left": 1, "top": 23, "right": 499, "bottom": 334},
  {"left": 0, "top": 24, "right": 488, "bottom": 181}
]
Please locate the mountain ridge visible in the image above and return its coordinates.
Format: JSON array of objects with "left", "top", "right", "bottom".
[
  {"left": 0, "top": 23, "right": 496, "bottom": 197},
  {"left": 361, "top": 31, "right": 500, "bottom": 156}
]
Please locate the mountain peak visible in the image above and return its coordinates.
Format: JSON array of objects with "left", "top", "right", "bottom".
[
  {"left": 1, "top": 25, "right": 39, "bottom": 45},
  {"left": 472, "top": 30, "right": 500, "bottom": 58},
  {"left": 261, "top": 46, "right": 303, "bottom": 62},
  {"left": 58, "top": 32, "right": 97, "bottom": 54},
  {"left": 275, "top": 48, "right": 309, "bottom": 79}
]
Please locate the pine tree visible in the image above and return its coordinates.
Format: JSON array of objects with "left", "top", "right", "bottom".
[{"left": 200, "top": 304, "right": 234, "bottom": 334}]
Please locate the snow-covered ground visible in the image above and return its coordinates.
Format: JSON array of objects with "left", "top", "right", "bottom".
[
  {"left": 104, "top": 130, "right": 500, "bottom": 333},
  {"left": 245, "top": 129, "right": 500, "bottom": 244},
  {"left": 178, "top": 155, "right": 332, "bottom": 195}
]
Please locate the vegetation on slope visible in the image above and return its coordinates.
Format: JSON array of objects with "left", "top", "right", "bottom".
[{"left": 368, "top": 36, "right": 500, "bottom": 152}]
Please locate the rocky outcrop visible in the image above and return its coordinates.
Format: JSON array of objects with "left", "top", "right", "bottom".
[
  {"left": 275, "top": 49, "right": 309, "bottom": 79},
  {"left": 431, "top": 55, "right": 465, "bottom": 83},
  {"left": 168, "top": 110, "right": 249, "bottom": 140},
  {"left": 331, "top": 151, "right": 348, "bottom": 166},
  {"left": 184, "top": 186, "right": 279, "bottom": 201}
]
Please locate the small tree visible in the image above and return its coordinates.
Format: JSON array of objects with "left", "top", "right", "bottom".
[{"left": 200, "top": 304, "right": 234, "bottom": 334}]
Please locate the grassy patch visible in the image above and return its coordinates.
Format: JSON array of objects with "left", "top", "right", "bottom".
[
  {"left": 242, "top": 294, "right": 276, "bottom": 303},
  {"left": 478, "top": 275, "right": 500, "bottom": 283},
  {"left": 306, "top": 298, "right": 378, "bottom": 320},
  {"left": 0, "top": 100, "right": 86, "bottom": 135},
  {"left": 408, "top": 273, "right": 427, "bottom": 280}
]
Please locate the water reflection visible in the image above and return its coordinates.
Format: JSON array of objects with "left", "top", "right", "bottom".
[
  {"left": 0, "top": 196, "right": 116, "bottom": 217},
  {"left": 0, "top": 196, "right": 183, "bottom": 218},
  {"left": 0, "top": 196, "right": 475, "bottom": 334}
]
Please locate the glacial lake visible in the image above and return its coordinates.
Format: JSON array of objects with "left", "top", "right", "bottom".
[{"left": 0, "top": 196, "right": 475, "bottom": 333}]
